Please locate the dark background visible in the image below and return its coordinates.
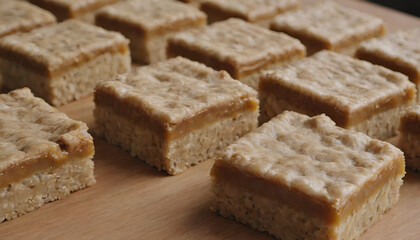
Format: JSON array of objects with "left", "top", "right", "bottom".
[{"left": 367, "top": 0, "right": 420, "bottom": 17}]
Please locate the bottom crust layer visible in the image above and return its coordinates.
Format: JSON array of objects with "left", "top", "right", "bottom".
[
  {"left": 211, "top": 175, "right": 402, "bottom": 240},
  {"left": 0, "top": 157, "right": 95, "bottom": 222}
]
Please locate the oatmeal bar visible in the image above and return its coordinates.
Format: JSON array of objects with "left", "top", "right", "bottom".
[
  {"left": 200, "top": 0, "right": 299, "bottom": 27},
  {"left": 94, "top": 57, "right": 258, "bottom": 175},
  {"left": 270, "top": 1, "right": 385, "bottom": 55},
  {"left": 398, "top": 105, "right": 420, "bottom": 171},
  {"left": 259, "top": 50, "right": 416, "bottom": 140},
  {"left": 0, "top": 1, "right": 56, "bottom": 38},
  {"left": 211, "top": 111, "right": 405, "bottom": 240},
  {"left": 168, "top": 18, "right": 305, "bottom": 89},
  {"left": 95, "top": 0, "right": 206, "bottom": 64},
  {"left": 0, "top": 19, "right": 130, "bottom": 106},
  {"left": 356, "top": 27, "right": 420, "bottom": 100},
  {"left": 0, "top": 88, "right": 95, "bottom": 222},
  {"left": 29, "top": 0, "right": 121, "bottom": 23}
]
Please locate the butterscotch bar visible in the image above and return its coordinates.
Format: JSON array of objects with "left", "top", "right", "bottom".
[
  {"left": 94, "top": 57, "right": 258, "bottom": 175},
  {"left": 0, "top": 1, "right": 56, "bottom": 38},
  {"left": 29, "top": 0, "right": 121, "bottom": 23},
  {"left": 356, "top": 27, "right": 420, "bottom": 100},
  {"left": 259, "top": 50, "right": 416, "bottom": 140},
  {"left": 0, "top": 88, "right": 95, "bottom": 222},
  {"left": 270, "top": 1, "right": 385, "bottom": 55},
  {"left": 398, "top": 105, "right": 420, "bottom": 171},
  {"left": 168, "top": 18, "right": 305, "bottom": 89},
  {"left": 96, "top": 0, "right": 206, "bottom": 64},
  {"left": 211, "top": 111, "right": 405, "bottom": 240},
  {"left": 200, "top": 0, "right": 299, "bottom": 27},
  {"left": 0, "top": 19, "right": 130, "bottom": 106}
]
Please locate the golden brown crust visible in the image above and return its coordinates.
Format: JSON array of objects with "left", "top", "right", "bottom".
[
  {"left": 0, "top": 19, "right": 129, "bottom": 78},
  {"left": 168, "top": 18, "right": 305, "bottom": 79},
  {"left": 0, "top": 1, "right": 56, "bottom": 38}
]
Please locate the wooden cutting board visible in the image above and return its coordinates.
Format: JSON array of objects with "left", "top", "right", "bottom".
[{"left": 1, "top": 1, "right": 420, "bottom": 239}]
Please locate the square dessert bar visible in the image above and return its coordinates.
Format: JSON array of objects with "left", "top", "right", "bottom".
[
  {"left": 211, "top": 111, "right": 405, "bottom": 240},
  {"left": 0, "top": 88, "right": 95, "bottom": 222},
  {"left": 398, "top": 105, "right": 420, "bottom": 171},
  {"left": 259, "top": 50, "right": 416, "bottom": 140},
  {"left": 0, "top": 19, "right": 130, "bottom": 106},
  {"left": 94, "top": 57, "right": 259, "bottom": 175},
  {"left": 356, "top": 27, "right": 420, "bottom": 100},
  {"left": 200, "top": 0, "right": 299, "bottom": 27},
  {"left": 0, "top": 1, "right": 56, "bottom": 38},
  {"left": 29, "top": 0, "right": 121, "bottom": 23},
  {"left": 168, "top": 18, "right": 306, "bottom": 89},
  {"left": 95, "top": 0, "right": 206, "bottom": 64},
  {"left": 270, "top": 1, "right": 385, "bottom": 55},
  {"left": 0, "top": 0, "right": 55, "bottom": 87}
]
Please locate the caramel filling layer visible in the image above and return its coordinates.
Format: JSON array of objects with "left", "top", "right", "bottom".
[
  {"left": 95, "top": 88, "right": 258, "bottom": 141},
  {"left": 211, "top": 156, "right": 404, "bottom": 224},
  {"left": 167, "top": 40, "right": 305, "bottom": 80},
  {"left": 0, "top": 135, "right": 94, "bottom": 189},
  {"left": 0, "top": 42, "right": 129, "bottom": 79},
  {"left": 259, "top": 79, "right": 415, "bottom": 128}
]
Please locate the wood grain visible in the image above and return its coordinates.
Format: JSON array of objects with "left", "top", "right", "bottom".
[{"left": 1, "top": 1, "right": 420, "bottom": 239}]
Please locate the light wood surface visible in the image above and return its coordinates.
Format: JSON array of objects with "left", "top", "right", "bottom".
[{"left": 1, "top": 1, "right": 420, "bottom": 239}]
